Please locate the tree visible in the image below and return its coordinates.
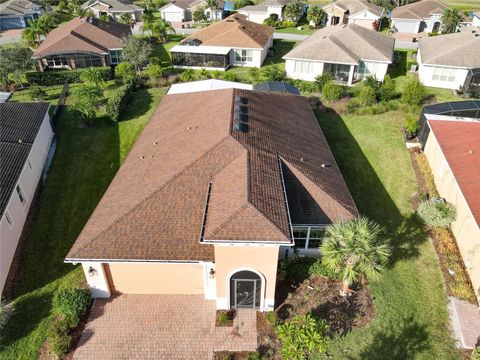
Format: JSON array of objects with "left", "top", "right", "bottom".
[
  {"left": 141, "top": 9, "right": 155, "bottom": 31},
  {"left": 441, "top": 8, "right": 461, "bottom": 34},
  {"left": 234, "top": 0, "right": 253, "bottom": 9},
  {"left": 206, "top": 0, "right": 219, "bottom": 19},
  {"left": 148, "top": 18, "right": 175, "bottom": 43},
  {"left": 70, "top": 84, "right": 103, "bottom": 124},
  {"left": 38, "top": 13, "right": 55, "bottom": 34},
  {"left": 22, "top": 19, "right": 44, "bottom": 45},
  {"left": 379, "top": 74, "right": 396, "bottom": 101},
  {"left": 79, "top": 67, "right": 107, "bottom": 90},
  {"left": 358, "top": 86, "right": 377, "bottom": 106},
  {"left": 306, "top": 5, "right": 325, "bottom": 28},
  {"left": 403, "top": 77, "right": 427, "bottom": 106},
  {"left": 118, "top": 12, "right": 133, "bottom": 25},
  {"left": 115, "top": 62, "right": 136, "bottom": 83},
  {"left": 320, "top": 216, "right": 391, "bottom": 295},
  {"left": 284, "top": 2, "right": 303, "bottom": 22},
  {"left": 193, "top": 8, "right": 207, "bottom": 22},
  {"left": 0, "top": 45, "right": 33, "bottom": 89},
  {"left": 121, "top": 36, "right": 152, "bottom": 72}
]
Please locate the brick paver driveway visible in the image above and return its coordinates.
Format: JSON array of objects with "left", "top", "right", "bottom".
[{"left": 73, "top": 294, "right": 256, "bottom": 360}]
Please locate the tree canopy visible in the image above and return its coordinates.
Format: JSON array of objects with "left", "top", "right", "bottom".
[
  {"left": 0, "top": 45, "right": 33, "bottom": 89},
  {"left": 121, "top": 36, "right": 152, "bottom": 71},
  {"left": 441, "top": 8, "right": 461, "bottom": 34}
]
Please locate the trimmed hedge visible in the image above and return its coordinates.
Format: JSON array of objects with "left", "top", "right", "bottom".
[
  {"left": 52, "top": 288, "right": 92, "bottom": 318},
  {"left": 26, "top": 67, "right": 113, "bottom": 86},
  {"left": 106, "top": 79, "right": 135, "bottom": 122}
]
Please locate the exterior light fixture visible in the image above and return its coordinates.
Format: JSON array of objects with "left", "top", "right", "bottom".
[
  {"left": 209, "top": 268, "right": 216, "bottom": 278},
  {"left": 87, "top": 266, "right": 98, "bottom": 277}
]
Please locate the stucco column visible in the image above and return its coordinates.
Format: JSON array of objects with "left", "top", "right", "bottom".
[
  {"left": 82, "top": 262, "right": 111, "bottom": 298},
  {"left": 348, "top": 65, "right": 355, "bottom": 85}
]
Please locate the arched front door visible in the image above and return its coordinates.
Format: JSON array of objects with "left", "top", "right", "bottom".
[{"left": 230, "top": 270, "right": 261, "bottom": 309}]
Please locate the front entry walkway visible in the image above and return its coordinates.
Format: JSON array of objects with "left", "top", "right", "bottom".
[{"left": 73, "top": 294, "right": 257, "bottom": 360}]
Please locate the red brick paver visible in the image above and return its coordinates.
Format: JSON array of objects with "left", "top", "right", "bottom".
[{"left": 73, "top": 294, "right": 257, "bottom": 360}]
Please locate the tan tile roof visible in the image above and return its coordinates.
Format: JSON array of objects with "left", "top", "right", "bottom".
[
  {"left": 391, "top": 0, "right": 447, "bottom": 19},
  {"left": 182, "top": 14, "right": 274, "bottom": 49},
  {"left": 323, "top": 0, "right": 385, "bottom": 17},
  {"left": 81, "top": 0, "right": 143, "bottom": 12},
  {"left": 33, "top": 17, "right": 131, "bottom": 58},
  {"left": 419, "top": 27, "right": 480, "bottom": 68},
  {"left": 66, "top": 88, "right": 357, "bottom": 262},
  {"left": 283, "top": 23, "right": 394, "bottom": 64}
]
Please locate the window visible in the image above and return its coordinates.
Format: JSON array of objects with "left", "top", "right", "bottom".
[
  {"left": 293, "top": 226, "right": 326, "bottom": 250},
  {"left": 16, "top": 185, "right": 26, "bottom": 205},
  {"left": 46, "top": 57, "right": 68, "bottom": 68},
  {"left": 4, "top": 211, "right": 13, "bottom": 227},
  {"left": 357, "top": 61, "right": 377, "bottom": 80},
  {"left": 234, "top": 49, "right": 253, "bottom": 63},
  {"left": 109, "top": 50, "right": 122, "bottom": 65},
  {"left": 294, "top": 61, "right": 312, "bottom": 74},
  {"left": 432, "top": 67, "right": 457, "bottom": 82}
]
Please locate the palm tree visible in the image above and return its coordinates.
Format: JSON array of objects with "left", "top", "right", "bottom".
[
  {"left": 306, "top": 5, "right": 326, "bottom": 28},
  {"left": 320, "top": 216, "right": 391, "bottom": 296},
  {"left": 22, "top": 18, "right": 44, "bottom": 45},
  {"left": 141, "top": 10, "right": 155, "bottom": 34},
  {"left": 441, "top": 8, "right": 461, "bottom": 34},
  {"left": 118, "top": 12, "right": 133, "bottom": 25},
  {"left": 283, "top": 2, "right": 302, "bottom": 22},
  {"left": 38, "top": 13, "right": 55, "bottom": 35},
  {"left": 149, "top": 18, "right": 175, "bottom": 43},
  {"left": 79, "top": 67, "right": 106, "bottom": 91}
]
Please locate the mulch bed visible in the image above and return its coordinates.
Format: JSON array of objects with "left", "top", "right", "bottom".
[{"left": 215, "top": 309, "right": 236, "bottom": 327}]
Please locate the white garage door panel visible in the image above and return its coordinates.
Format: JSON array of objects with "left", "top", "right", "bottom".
[
  {"left": 105, "top": 263, "right": 204, "bottom": 294},
  {"left": 394, "top": 20, "right": 418, "bottom": 33},
  {"left": 162, "top": 11, "right": 184, "bottom": 22}
]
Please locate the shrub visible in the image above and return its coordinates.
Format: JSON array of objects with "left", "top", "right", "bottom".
[
  {"left": 29, "top": 84, "right": 47, "bottom": 101},
  {"left": 405, "top": 116, "right": 420, "bottom": 136},
  {"left": 115, "top": 62, "right": 136, "bottom": 84},
  {"left": 417, "top": 200, "right": 456, "bottom": 228},
  {"left": 26, "top": 67, "right": 112, "bottom": 86},
  {"left": 264, "top": 17, "right": 281, "bottom": 27},
  {"left": 293, "top": 80, "right": 317, "bottom": 93},
  {"left": 180, "top": 68, "right": 195, "bottom": 82},
  {"left": 380, "top": 74, "right": 396, "bottom": 101},
  {"left": 106, "top": 80, "right": 136, "bottom": 122},
  {"left": 471, "top": 346, "right": 480, "bottom": 360},
  {"left": 282, "top": 21, "right": 296, "bottom": 27},
  {"left": 53, "top": 288, "right": 92, "bottom": 318},
  {"left": 314, "top": 72, "right": 332, "bottom": 92},
  {"left": 248, "top": 67, "right": 261, "bottom": 83},
  {"left": 276, "top": 313, "right": 328, "bottom": 360},
  {"left": 345, "top": 98, "right": 360, "bottom": 114},
  {"left": 49, "top": 329, "right": 72, "bottom": 359},
  {"left": 144, "top": 63, "right": 164, "bottom": 86},
  {"left": 261, "top": 65, "right": 285, "bottom": 81},
  {"left": 403, "top": 78, "right": 427, "bottom": 106},
  {"left": 322, "top": 81, "right": 343, "bottom": 101},
  {"left": 264, "top": 311, "right": 279, "bottom": 327},
  {"left": 218, "top": 312, "right": 230, "bottom": 326},
  {"left": 308, "top": 259, "right": 338, "bottom": 279},
  {"left": 210, "top": 70, "right": 222, "bottom": 79},
  {"left": 358, "top": 86, "right": 377, "bottom": 106},
  {"left": 222, "top": 71, "right": 238, "bottom": 82},
  {"left": 364, "top": 75, "right": 382, "bottom": 100},
  {"left": 246, "top": 351, "right": 261, "bottom": 360}
]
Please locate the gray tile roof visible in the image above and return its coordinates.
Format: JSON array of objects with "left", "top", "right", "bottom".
[
  {"left": 283, "top": 23, "right": 394, "bottom": 64},
  {"left": 419, "top": 27, "right": 480, "bottom": 68},
  {"left": 0, "top": 0, "right": 42, "bottom": 16},
  {"left": 81, "top": 0, "right": 143, "bottom": 12},
  {"left": 0, "top": 102, "right": 50, "bottom": 216},
  {"left": 323, "top": 0, "right": 385, "bottom": 18},
  {"left": 391, "top": 0, "right": 447, "bottom": 19}
]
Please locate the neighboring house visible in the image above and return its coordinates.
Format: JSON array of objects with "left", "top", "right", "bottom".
[
  {"left": 32, "top": 17, "right": 131, "bottom": 71},
  {"left": 159, "top": 0, "right": 224, "bottom": 22},
  {"left": 237, "top": 0, "right": 305, "bottom": 24},
  {"left": 170, "top": 14, "right": 274, "bottom": 70},
  {"left": 390, "top": 0, "right": 447, "bottom": 34},
  {"left": 417, "top": 27, "right": 480, "bottom": 91},
  {"left": 473, "top": 12, "right": 480, "bottom": 26},
  {"left": 421, "top": 116, "right": 480, "bottom": 302},
  {"left": 167, "top": 79, "right": 253, "bottom": 94},
  {"left": 0, "top": 102, "right": 53, "bottom": 295},
  {"left": 322, "top": 0, "right": 385, "bottom": 31},
  {"left": 65, "top": 86, "right": 357, "bottom": 311},
  {"left": 283, "top": 23, "right": 394, "bottom": 84},
  {"left": 0, "top": 0, "right": 43, "bottom": 30},
  {"left": 81, "top": 0, "right": 144, "bottom": 23}
]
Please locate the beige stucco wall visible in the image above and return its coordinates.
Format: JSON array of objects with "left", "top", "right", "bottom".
[
  {"left": 104, "top": 262, "right": 204, "bottom": 294},
  {"left": 214, "top": 245, "right": 279, "bottom": 310},
  {"left": 424, "top": 130, "right": 480, "bottom": 300}
]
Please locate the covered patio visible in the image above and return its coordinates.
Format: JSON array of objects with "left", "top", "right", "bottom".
[{"left": 170, "top": 45, "right": 232, "bottom": 70}]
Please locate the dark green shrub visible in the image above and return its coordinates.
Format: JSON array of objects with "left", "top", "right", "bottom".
[
  {"left": 358, "top": 86, "right": 377, "bottom": 106},
  {"left": 293, "top": 80, "right": 317, "bottom": 93},
  {"left": 315, "top": 72, "right": 332, "bottom": 92},
  {"left": 218, "top": 312, "right": 230, "bottom": 326},
  {"left": 26, "top": 67, "right": 112, "bottom": 86},
  {"left": 417, "top": 200, "right": 457, "bottom": 228},
  {"left": 49, "top": 329, "right": 72, "bottom": 358},
  {"left": 403, "top": 78, "right": 427, "bottom": 106},
  {"left": 52, "top": 288, "right": 92, "bottom": 318},
  {"left": 364, "top": 75, "right": 382, "bottom": 100},
  {"left": 180, "top": 68, "right": 195, "bottom": 82},
  {"left": 308, "top": 259, "right": 339, "bottom": 279},
  {"left": 222, "top": 71, "right": 238, "bottom": 82},
  {"left": 322, "top": 81, "right": 343, "bottom": 101},
  {"left": 261, "top": 65, "right": 285, "bottom": 81},
  {"left": 405, "top": 116, "right": 420, "bottom": 135},
  {"left": 248, "top": 67, "right": 261, "bottom": 83},
  {"left": 115, "top": 62, "right": 136, "bottom": 84},
  {"left": 29, "top": 84, "right": 47, "bottom": 100},
  {"left": 106, "top": 80, "right": 135, "bottom": 122},
  {"left": 380, "top": 74, "right": 396, "bottom": 101}
]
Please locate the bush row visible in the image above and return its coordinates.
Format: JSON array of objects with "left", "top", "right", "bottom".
[
  {"left": 26, "top": 67, "right": 113, "bottom": 86},
  {"left": 106, "top": 79, "right": 135, "bottom": 122}
]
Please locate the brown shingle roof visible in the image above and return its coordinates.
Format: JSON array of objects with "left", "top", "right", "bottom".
[
  {"left": 391, "top": 0, "right": 447, "bottom": 19},
  {"left": 283, "top": 23, "right": 394, "bottom": 64},
  {"left": 33, "top": 17, "right": 131, "bottom": 58},
  {"left": 181, "top": 14, "right": 274, "bottom": 49},
  {"left": 323, "top": 0, "right": 385, "bottom": 17},
  {"left": 66, "top": 88, "right": 357, "bottom": 262},
  {"left": 419, "top": 27, "right": 480, "bottom": 68}
]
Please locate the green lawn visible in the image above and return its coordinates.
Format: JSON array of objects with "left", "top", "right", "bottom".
[{"left": 0, "top": 86, "right": 167, "bottom": 359}]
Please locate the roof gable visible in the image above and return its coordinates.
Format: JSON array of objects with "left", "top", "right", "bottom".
[{"left": 391, "top": 0, "right": 448, "bottom": 19}]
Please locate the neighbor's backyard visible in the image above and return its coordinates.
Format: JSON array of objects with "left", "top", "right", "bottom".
[{"left": 0, "top": 42, "right": 465, "bottom": 359}]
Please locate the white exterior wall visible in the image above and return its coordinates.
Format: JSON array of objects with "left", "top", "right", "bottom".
[
  {"left": 238, "top": 11, "right": 268, "bottom": 24},
  {"left": 0, "top": 113, "right": 53, "bottom": 295},
  {"left": 285, "top": 59, "right": 325, "bottom": 81},
  {"left": 266, "top": 5, "right": 283, "bottom": 20},
  {"left": 349, "top": 10, "right": 380, "bottom": 29},
  {"left": 392, "top": 18, "right": 421, "bottom": 33},
  {"left": 230, "top": 37, "right": 272, "bottom": 68},
  {"left": 361, "top": 61, "right": 389, "bottom": 82},
  {"left": 417, "top": 50, "right": 469, "bottom": 90},
  {"left": 425, "top": 14, "right": 441, "bottom": 32},
  {"left": 161, "top": 4, "right": 185, "bottom": 22}
]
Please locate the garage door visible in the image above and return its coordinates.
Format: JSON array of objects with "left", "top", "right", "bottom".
[
  {"left": 162, "top": 11, "right": 184, "bottom": 22},
  {"left": 394, "top": 20, "right": 418, "bottom": 33},
  {"left": 0, "top": 17, "right": 24, "bottom": 30},
  {"left": 104, "top": 263, "right": 205, "bottom": 294}
]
